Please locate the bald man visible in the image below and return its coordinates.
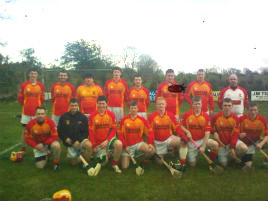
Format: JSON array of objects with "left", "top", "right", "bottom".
[{"left": 218, "top": 74, "right": 248, "bottom": 117}]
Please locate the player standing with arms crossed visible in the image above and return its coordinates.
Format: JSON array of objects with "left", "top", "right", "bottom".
[
  {"left": 218, "top": 74, "right": 248, "bottom": 117},
  {"left": 18, "top": 67, "right": 45, "bottom": 153},
  {"left": 76, "top": 73, "right": 103, "bottom": 118},
  {"left": 51, "top": 70, "right": 75, "bottom": 126},
  {"left": 104, "top": 67, "right": 128, "bottom": 123},
  {"left": 184, "top": 69, "right": 214, "bottom": 118},
  {"left": 128, "top": 75, "right": 150, "bottom": 119},
  {"left": 155, "top": 69, "right": 184, "bottom": 121}
]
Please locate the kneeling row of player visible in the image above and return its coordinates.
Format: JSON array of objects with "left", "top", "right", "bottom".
[{"left": 24, "top": 96, "right": 268, "bottom": 174}]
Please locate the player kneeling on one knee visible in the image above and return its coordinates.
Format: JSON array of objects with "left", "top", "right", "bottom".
[
  {"left": 212, "top": 97, "right": 248, "bottom": 167},
  {"left": 89, "top": 96, "right": 123, "bottom": 174},
  {"left": 149, "top": 96, "right": 188, "bottom": 171},
  {"left": 181, "top": 96, "right": 219, "bottom": 168},
  {"left": 118, "top": 101, "right": 155, "bottom": 170},
  {"left": 239, "top": 102, "right": 268, "bottom": 170},
  {"left": 58, "top": 98, "right": 93, "bottom": 167},
  {"left": 24, "top": 106, "right": 61, "bottom": 170}
]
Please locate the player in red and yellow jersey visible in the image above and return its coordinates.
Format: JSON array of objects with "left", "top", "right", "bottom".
[
  {"left": 148, "top": 97, "right": 188, "bottom": 172},
  {"left": 51, "top": 70, "right": 75, "bottom": 126},
  {"left": 155, "top": 69, "right": 184, "bottom": 121},
  {"left": 89, "top": 96, "right": 123, "bottom": 174},
  {"left": 18, "top": 67, "right": 45, "bottom": 153},
  {"left": 239, "top": 102, "right": 268, "bottom": 170},
  {"left": 181, "top": 96, "right": 219, "bottom": 168},
  {"left": 128, "top": 75, "right": 150, "bottom": 119},
  {"left": 118, "top": 101, "right": 155, "bottom": 170},
  {"left": 24, "top": 106, "right": 61, "bottom": 170},
  {"left": 212, "top": 97, "right": 248, "bottom": 167},
  {"left": 104, "top": 67, "right": 128, "bottom": 123},
  {"left": 76, "top": 73, "right": 103, "bottom": 118},
  {"left": 185, "top": 69, "right": 214, "bottom": 117}
]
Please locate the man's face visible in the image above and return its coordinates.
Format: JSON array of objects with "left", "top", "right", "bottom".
[
  {"left": 70, "top": 102, "right": 79, "bottom": 113},
  {"left": 134, "top": 77, "right": 142, "bottom": 88},
  {"left": 166, "top": 72, "right": 175, "bottom": 84},
  {"left": 197, "top": 72, "right": 205, "bottom": 83},
  {"left": 222, "top": 101, "right": 233, "bottom": 115},
  {"left": 248, "top": 106, "right": 258, "bottom": 119},
  {"left": 29, "top": 71, "right": 38, "bottom": 82},
  {"left": 156, "top": 99, "right": 166, "bottom": 112},
  {"left": 84, "top": 77, "right": 94, "bottom": 86},
  {"left": 113, "top": 70, "right": 121, "bottom": 80},
  {"left": 58, "top": 72, "right": 68, "bottom": 83},
  {"left": 229, "top": 75, "right": 238, "bottom": 88},
  {"left": 192, "top": 100, "right": 202, "bottom": 112},
  {"left": 129, "top": 105, "right": 138, "bottom": 116},
  {"left": 36, "top": 109, "right": 46, "bottom": 123},
  {"left": 97, "top": 100, "right": 107, "bottom": 113}
]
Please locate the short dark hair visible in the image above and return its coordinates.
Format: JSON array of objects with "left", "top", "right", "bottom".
[
  {"left": 28, "top": 67, "right": 39, "bottom": 74},
  {"left": 112, "top": 66, "right": 122, "bottom": 73},
  {"left": 97, "top": 96, "right": 107, "bottom": 103},
  {"left": 134, "top": 74, "right": 142, "bottom": 79},
  {"left": 129, "top": 100, "right": 138, "bottom": 107},
  {"left": 166, "top": 69, "right": 174, "bottom": 75},
  {"left": 69, "top": 98, "right": 80, "bottom": 104},
  {"left": 35, "top": 106, "right": 46, "bottom": 112},
  {"left": 197, "top": 69, "right": 205, "bottom": 73},
  {"left": 247, "top": 102, "right": 257, "bottom": 109},
  {"left": 59, "top": 69, "right": 68, "bottom": 74},
  {"left": 223, "top": 97, "right": 232, "bottom": 104},
  {"left": 83, "top": 73, "right": 93, "bottom": 79},
  {"left": 192, "top": 96, "right": 202, "bottom": 102}
]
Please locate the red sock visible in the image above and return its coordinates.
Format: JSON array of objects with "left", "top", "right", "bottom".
[
  {"left": 209, "top": 149, "right": 218, "bottom": 162},
  {"left": 53, "top": 159, "right": 59, "bottom": 165},
  {"left": 264, "top": 157, "right": 268, "bottom": 162},
  {"left": 180, "top": 158, "right": 186, "bottom": 165},
  {"left": 112, "top": 160, "right": 118, "bottom": 166}
]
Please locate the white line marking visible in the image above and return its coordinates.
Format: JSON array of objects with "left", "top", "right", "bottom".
[{"left": 0, "top": 143, "right": 21, "bottom": 156}]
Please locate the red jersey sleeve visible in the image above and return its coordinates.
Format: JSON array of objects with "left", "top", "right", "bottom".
[
  {"left": 168, "top": 112, "right": 188, "bottom": 142},
  {"left": 230, "top": 114, "right": 239, "bottom": 148},
  {"left": 218, "top": 87, "right": 228, "bottom": 109},
  {"left": 24, "top": 120, "right": 38, "bottom": 148},
  {"left": 18, "top": 82, "right": 26, "bottom": 105},
  {"left": 184, "top": 82, "right": 194, "bottom": 104},
  {"left": 107, "top": 110, "right": 117, "bottom": 141},
  {"left": 145, "top": 87, "right": 150, "bottom": 107},
  {"left": 139, "top": 117, "right": 154, "bottom": 144},
  {"left": 44, "top": 118, "right": 58, "bottom": 145},
  {"left": 38, "top": 82, "right": 45, "bottom": 105},
  {"left": 89, "top": 113, "right": 97, "bottom": 147},
  {"left": 207, "top": 82, "right": 214, "bottom": 111},
  {"left": 118, "top": 117, "right": 128, "bottom": 148}
]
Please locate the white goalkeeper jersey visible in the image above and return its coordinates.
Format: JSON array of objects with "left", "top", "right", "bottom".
[{"left": 218, "top": 86, "right": 248, "bottom": 117}]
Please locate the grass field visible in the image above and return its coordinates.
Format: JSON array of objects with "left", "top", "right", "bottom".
[{"left": 0, "top": 101, "right": 267, "bottom": 201}]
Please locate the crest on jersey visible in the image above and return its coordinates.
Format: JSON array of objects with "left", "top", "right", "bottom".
[
  {"left": 66, "top": 120, "right": 70, "bottom": 125},
  {"left": 34, "top": 129, "right": 38, "bottom": 133}
]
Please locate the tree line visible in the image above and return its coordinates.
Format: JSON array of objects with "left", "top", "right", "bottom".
[{"left": 0, "top": 40, "right": 267, "bottom": 100}]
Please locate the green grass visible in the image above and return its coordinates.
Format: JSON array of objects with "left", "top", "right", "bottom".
[{"left": 0, "top": 101, "right": 267, "bottom": 201}]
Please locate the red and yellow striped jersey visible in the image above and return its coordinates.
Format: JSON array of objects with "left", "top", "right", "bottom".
[
  {"left": 51, "top": 82, "right": 75, "bottom": 116},
  {"left": 155, "top": 81, "right": 184, "bottom": 117},
  {"left": 128, "top": 86, "right": 150, "bottom": 112},
  {"left": 24, "top": 117, "right": 58, "bottom": 148},
  {"left": 185, "top": 80, "right": 214, "bottom": 112},
  {"left": 118, "top": 115, "right": 154, "bottom": 147},
  {"left": 239, "top": 114, "right": 268, "bottom": 146},
  {"left": 89, "top": 110, "right": 117, "bottom": 147},
  {"left": 181, "top": 110, "right": 211, "bottom": 141},
  {"left": 212, "top": 112, "right": 239, "bottom": 148},
  {"left": 76, "top": 84, "right": 103, "bottom": 114},
  {"left": 18, "top": 81, "right": 45, "bottom": 116},
  {"left": 104, "top": 79, "right": 128, "bottom": 108},
  {"left": 148, "top": 111, "right": 185, "bottom": 142}
]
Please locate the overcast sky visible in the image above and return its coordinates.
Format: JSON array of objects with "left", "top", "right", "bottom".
[{"left": 0, "top": 0, "right": 267, "bottom": 73}]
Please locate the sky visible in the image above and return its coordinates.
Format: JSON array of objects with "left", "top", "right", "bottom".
[{"left": 0, "top": 0, "right": 267, "bottom": 73}]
